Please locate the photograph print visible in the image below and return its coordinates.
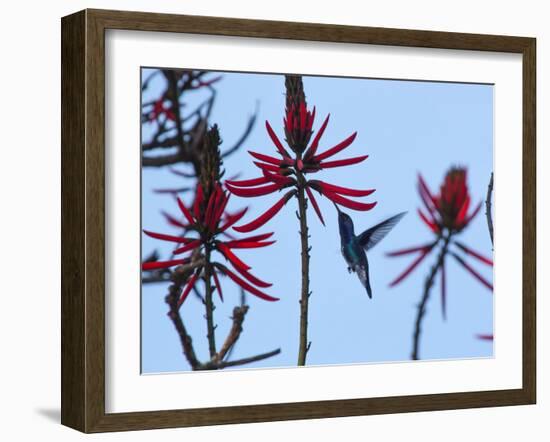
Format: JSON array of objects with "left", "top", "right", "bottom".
[{"left": 140, "top": 68, "right": 494, "bottom": 373}]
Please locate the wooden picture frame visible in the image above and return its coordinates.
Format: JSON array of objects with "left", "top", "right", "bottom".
[{"left": 61, "top": 8, "right": 536, "bottom": 433}]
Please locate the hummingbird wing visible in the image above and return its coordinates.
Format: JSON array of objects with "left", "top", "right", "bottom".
[{"left": 357, "top": 211, "right": 407, "bottom": 251}]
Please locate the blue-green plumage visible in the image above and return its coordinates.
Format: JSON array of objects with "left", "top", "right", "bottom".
[{"left": 335, "top": 206, "right": 406, "bottom": 298}]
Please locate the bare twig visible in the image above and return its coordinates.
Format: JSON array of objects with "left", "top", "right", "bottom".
[
  {"left": 202, "top": 349, "right": 281, "bottom": 370},
  {"left": 165, "top": 260, "right": 204, "bottom": 370},
  {"left": 214, "top": 305, "right": 249, "bottom": 363},
  {"left": 486, "top": 172, "right": 494, "bottom": 247},
  {"left": 222, "top": 110, "right": 258, "bottom": 158}
]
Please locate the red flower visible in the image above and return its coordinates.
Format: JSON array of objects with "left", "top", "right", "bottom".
[
  {"left": 417, "top": 168, "right": 482, "bottom": 234},
  {"left": 142, "top": 183, "right": 278, "bottom": 307},
  {"left": 226, "top": 82, "right": 376, "bottom": 229},
  {"left": 387, "top": 167, "right": 493, "bottom": 319},
  {"left": 148, "top": 98, "right": 176, "bottom": 122}
]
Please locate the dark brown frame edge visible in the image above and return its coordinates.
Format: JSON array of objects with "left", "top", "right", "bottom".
[{"left": 61, "top": 8, "right": 536, "bottom": 433}]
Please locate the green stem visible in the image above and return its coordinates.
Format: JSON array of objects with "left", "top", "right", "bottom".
[
  {"left": 296, "top": 171, "right": 311, "bottom": 366},
  {"left": 411, "top": 233, "right": 451, "bottom": 360}
]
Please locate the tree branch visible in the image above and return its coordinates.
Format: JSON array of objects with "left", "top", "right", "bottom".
[
  {"left": 485, "top": 172, "right": 494, "bottom": 247},
  {"left": 296, "top": 170, "right": 311, "bottom": 366},
  {"left": 201, "top": 349, "right": 281, "bottom": 370},
  {"left": 411, "top": 234, "right": 449, "bottom": 360},
  {"left": 213, "top": 305, "right": 249, "bottom": 363},
  {"left": 222, "top": 110, "right": 258, "bottom": 158},
  {"left": 203, "top": 248, "right": 217, "bottom": 358},
  {"left": 165, "top": 260, "right": 204, "bottom": 370}
]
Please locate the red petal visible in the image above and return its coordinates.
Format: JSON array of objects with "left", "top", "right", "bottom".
[
  {"left": 173, "top": 239, "right": 202, "bottom": 255},
  {"left": 226, "top": 232, "right": 274, "bottom": 243},
  {"left": 322, "top": 190, "right": 377, "bottom": 211},
  {"left": 262, "top": 169, "right": 296, "bottom": 186},
  {"left": 233, "top": 191, "right": 295, "bottom": 232},
  {"left": 216, "top": 264, "right": 279, "bottom": 301},
  {"left": 454, "top": 241, "right": 493, "bottom": 266},
  {"left": 248, "top": 151, "right": 287, "bottom": 165},
  {"left": 309, "top": 180, "right": 375, "bottom": 197},
  {"left": 305, "top": 185, "right": 325, "bottom": 225},
  {"left": 299, "top": 102, "right": 306, "bottom": 131},
  {"left": 196, "top": 75, "right": 222, "bottom": 87},
  {"left": 143, "top": 229, "right": 194, "bottom": 244},
  {"left": 389, "top": 248, "right": 432, "bottom": 286},
  {"left": 418, "top": 174, "right": 438, "bottom": 215},
  {"left": 456, "top": 195, "right": 471, "bottom": 225},
  {"left": 418, "top": 208, "right": 440, "bottom": 233},
  {"left": 386, "top": 243, "right": 434, "bottom": 257},
  {"left": 226, "top": 176, "right": 270, "bottom": 187},
  {"left": 165, "top": 109, "right": 176, "bottom": 121},
  {"left": 177, "top": 270, "right": 201, "bottom": 308},
  {"left": 253, "top": 161, "right": 282, "bottom": 173},
  {"left": 217, "top": 243, "right": 252, "bottom": 271},
  {"left": 218, "top": 207, "right": 248, "bottom": 232},
  {"left": 265, "top": 120, "right": 290, "bottom": 157},
  {"left": 212, "top": 270, "right": 224, "bottom": 302},
  {"left": 177, "top": 197, "right": 195, "bottom": 225},
  {"left": 461, "top": 201, "right": 482, "bottom": 227},
  {"left": 161, "top": 211, "right": 188, "bottom": 229},
  {"left": 225, "top": 240, "right": 276, "bottom": 249},
  {"left": 193, "top": 184, "right": 204, "bottom": 218},
  {"left": 228, "top": 263, "right": 272, "bottom": 288},
  {"left": 142, "top": 258, "right": 189, "bottom": 271},
  {"left": 307, "top": 106, "right": 316, "bottom": 131},
  {"left": 203, "top": 187, "right": 218, "bottom": 228},
  {"left": 451, "top": 253, "right": 493, "bottom": 291},
  {"left": 304, "top": 114, "right": 329, "bottom": 159},
  {"left": 212, "top": 191, "right": 230, "bottom": 229},
  {"left": 209, "top": 189, "right": 226, "bottom": 230},
  {"left": 318, "top": 155, "right": 369, "bottom": 169},
  {"left": 226, "top": 182, "right": 283, "bottom": 197},
  {"left": 313, "top": 132, "right": 357, "bottom": 161},
  {"left": 476, "top": 334, "right": 494, "bottom": 341}
]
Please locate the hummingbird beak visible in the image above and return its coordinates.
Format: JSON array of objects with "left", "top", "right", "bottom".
[{"left": 332, "top": 201, "right": 341, "bottom": 213}]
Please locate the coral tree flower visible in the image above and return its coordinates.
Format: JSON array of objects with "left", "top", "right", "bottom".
[
  {"left": 148, "top": 98, "right": 176, "bottom": 122},
  {"left": 226, "top": 76, "right": 376, "bottom": 231},
  {"left": 142, "top": 125, "right": 279, "bottom": 308},
  {"left": 142, "top": 183, "right": 278, "bottom": 307},
  {"left": 387, "top": 167, "right": 493, "bottom": 318}
]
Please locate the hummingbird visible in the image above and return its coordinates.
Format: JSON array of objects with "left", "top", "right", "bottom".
[{"left": 335, "top": 205, "right": 407, "bottom": 298}]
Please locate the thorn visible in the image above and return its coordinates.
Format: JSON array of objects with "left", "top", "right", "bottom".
[{"left": 306, "top": 341, "right": 312, "bottom": 353}]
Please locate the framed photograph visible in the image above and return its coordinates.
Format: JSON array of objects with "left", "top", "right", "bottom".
[{"left": 61, "top": 9, "right": 536, "bottom": 433}]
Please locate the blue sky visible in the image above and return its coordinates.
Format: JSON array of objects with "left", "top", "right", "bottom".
[{"left": 141, "top": 69, "right": 494, "bottom": 373}]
